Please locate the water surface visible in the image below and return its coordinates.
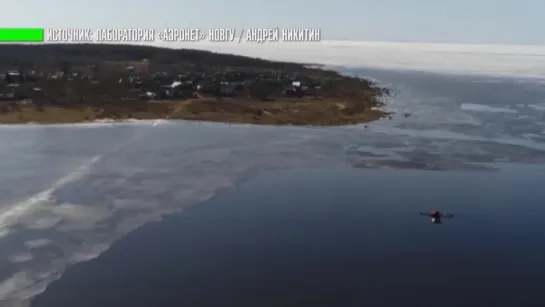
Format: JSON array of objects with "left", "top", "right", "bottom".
[
  {"left": 32, "top": 166, "right": 545, "bottom": 307},
  {"left": 0, "top": 68, "right": 544, "bottom": 306}
]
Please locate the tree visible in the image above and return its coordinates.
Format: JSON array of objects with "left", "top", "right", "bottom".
[
  {"left": 250, "top": 82, "right": 271, "bottom": 100},
  {"left": 60, "top": 61, "right": 72, "bottom": 75}
]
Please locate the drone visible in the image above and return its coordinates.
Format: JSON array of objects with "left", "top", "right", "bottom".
[{"left": 419, "top": 211, "right": 453, "bottom": 224}]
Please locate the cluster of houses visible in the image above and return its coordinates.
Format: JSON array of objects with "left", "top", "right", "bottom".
[
  {"left": 122, "top": 70, "right": 322, "bottom": 100},
  {"left": 0, "top": 71, "right": 40, "bottom": 102},
  {"left": 0, "top": 66, "right": 324, "bottom": 103}
]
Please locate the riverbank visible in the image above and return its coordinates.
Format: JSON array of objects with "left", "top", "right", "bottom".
[{"left": 0, "top": 97, "right": 386, "bottom": 126}]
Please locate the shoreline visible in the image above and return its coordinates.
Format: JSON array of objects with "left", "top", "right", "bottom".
[{"left": 0, "top": 97, "right": 388, "bottom": 126}]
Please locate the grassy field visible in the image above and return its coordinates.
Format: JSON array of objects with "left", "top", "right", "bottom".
[{"left": 0, "top": 98, "right": 386, "bottom": 126}]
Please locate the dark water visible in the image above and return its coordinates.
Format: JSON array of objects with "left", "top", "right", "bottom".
[{"left": 31, "top": 166, "right": 545, "bottom": 307}]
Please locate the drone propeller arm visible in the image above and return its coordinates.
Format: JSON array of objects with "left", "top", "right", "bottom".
[{"left": 419, "top": 212, "right": 453, "bottom": 218}]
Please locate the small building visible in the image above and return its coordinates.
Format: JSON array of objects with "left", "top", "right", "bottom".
[
  {"left": 219, "top": 82, "right": 235, "bottom": 96},
  {"left": 145, "top": 91, "right": 157, "bottom": 99},
  {"left": 6, "top": 71, "right": 23, "bottom": 84},
  {"left": 229, "top": 81, "right": 245, "bottom": 90},
  {"left": 284, "top": 85, "right": 303, "bottom": 97},
  {"left": 170, "top": 81, "right": 182, "bottom": 88},
  {"left": 159, "top": 85, "right": 173, "bottom": 98}
]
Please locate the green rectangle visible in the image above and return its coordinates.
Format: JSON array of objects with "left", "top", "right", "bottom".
[{"left": 0, "top": 28, "right": 44, "bottom": 42}]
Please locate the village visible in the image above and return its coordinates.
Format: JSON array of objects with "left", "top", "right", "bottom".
[
  {"left": 0, "top": 44, "right": 388, "bottom": 125},
  {"left": 0, "top": 62, "right": 325, "bottom": 107}
]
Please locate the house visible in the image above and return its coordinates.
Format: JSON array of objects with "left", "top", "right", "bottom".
[
  {"left": 6, "top": 71, "right": 23, "bottom": 84},
  {"left": 197, "top": 81, "right": 219, "bottom": 95},
  {"left": 144, "top": 91, "right": 157, "bottom": 99},
  {"left": 229, "top": 81, "right": 245, "bottom": 90},
  {"left": 289, "top": 80, "right": 311, "bottom": 95},
  {"left": 170, "top": 81, "right": 182, "bottom": 88},
  {"left": 159, "top": 86, "right": 172, "bottom": 98},
  {"left": 219, "top": 82, "right": 235, "bottom": 96},
  {"left": 284, "top": 84, "right": 305, "bottom": 97},
  {"left": 168, "top": 81, "right": 195, "bottom": 98}
]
